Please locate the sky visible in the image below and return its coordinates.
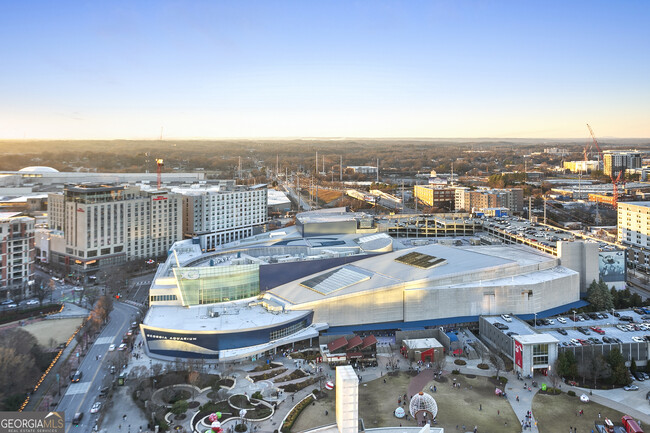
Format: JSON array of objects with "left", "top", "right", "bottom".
[{"left": 0, "top": 1, "right": 648, "bottom": 139}]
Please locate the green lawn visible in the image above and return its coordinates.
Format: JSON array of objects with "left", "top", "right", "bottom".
[
  {"left": 291, "top": 372, "right": 520, "bottom": 432},
  {"left": 533, "top": 392, "right": 626, "bottom": 433}
]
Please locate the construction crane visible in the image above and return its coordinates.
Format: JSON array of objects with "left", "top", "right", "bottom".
[
  {"left": 156, "top": 159, "right": 164, "bottom": 189},
  {"left": 587, "top": 124, "right": 623, "bottom": 208}
]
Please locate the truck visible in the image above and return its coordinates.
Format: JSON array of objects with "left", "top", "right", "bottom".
[{"left": 622, "top": 415, "right": 644, "bottom": 433}]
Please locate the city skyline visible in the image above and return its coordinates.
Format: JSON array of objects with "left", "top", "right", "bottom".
[{"left": 1, "top": 1, "right": 649, "bottom": 140}]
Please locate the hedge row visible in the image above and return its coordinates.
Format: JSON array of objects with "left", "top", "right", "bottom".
[{"left": 281, "top": 395, "right": 314, "bottom": 432}]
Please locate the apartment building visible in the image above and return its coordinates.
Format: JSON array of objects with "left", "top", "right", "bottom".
[
  {"left": 461, "top": 188, "right": 524, "bottom": 213},
  {"left": 48, "top": 184, "right": 182, "bottom": 278},
  {"left": 177, "top": 184, "right": 268, "bottom": 251},
  {"left": 0, "top": 212, "right": 35, "bottom": 298},
  {"left": 603, "top": 151, "right": 641, "bottom": 178},
  {"left": 413, "top": 185, "right": 455, "bottom": 210},
  {"left": 617, "top": 201, "right": 650, "bottom": 271}
]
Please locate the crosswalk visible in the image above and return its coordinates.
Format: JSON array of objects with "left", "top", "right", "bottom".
[{"left": 66, "top": 381, "right": 91, "bottom": 396}]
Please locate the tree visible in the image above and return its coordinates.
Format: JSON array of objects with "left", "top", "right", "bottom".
[
  {"left": 557, "top": 351, "right": 578, "bottom": 381},
  {"left": 606, "top": 348, "right": 628, "bottom": 386},
  {"left": 588, "top": 354, "right": 611, "bottom": 388},
  {"left": 171, "top": 399, "right": 189, "bottom": 416},
  {"left": 33, "top": 278, "right": 49, "bottom": 306},
  {"left": 630, "top": 358, "right": 638, "bottom": 375},
  {"left": 84, "top": 287, "right": 100, "bottom": 309},
  {"left": 489, "top": 352, "right": 506, "bottom": 380},
  {"left": 0, "top": 347, "right": 39, "bottom": 410}
]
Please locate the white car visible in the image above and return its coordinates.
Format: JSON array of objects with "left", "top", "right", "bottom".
[
  {"left": 501, "top": 314, "right": 512, "bottom": 322},
  {"left": 624, "top": 384, "right": 639, "bottom": 391},
  {"left": 557, "top": 317, "right": 567, "bottom": 324},
  {"left": 632, "top": 336, "right": 645, "bottom": 343},
  {"left": 26, "top": 299, "right": 39, "bottom": 306},
  {"left": 547, "top": 319, "right": 555, "bottom": 325},
  {"left": 617, "top": 325, "right": 628, "bottom": 332},
  {"left": 90, "top": 402, "right": 101, "bottom": 414},
  {"left": 118, "top": 343, "right": 127, "bottom": 351},
  {"left": 108, "top": 344, "right": 116, "bottom": 351}
]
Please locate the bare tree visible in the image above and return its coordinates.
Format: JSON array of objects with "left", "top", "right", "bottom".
[
  {"left": 84, "top": 287, "right": 100, "bottom": 309},
  {"left": 588, "top": 354, "right": 611, "bottom": 389},
  {"left": 489, "top": 352, "right": 505, "bottom": 380}
]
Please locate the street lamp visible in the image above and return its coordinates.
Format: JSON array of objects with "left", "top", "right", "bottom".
[
  {"left": 534, "top": 312, "right": 537, "bottom": 328},
  {"left": 572, "top": 310, "right": 577, "bottom": 323}
]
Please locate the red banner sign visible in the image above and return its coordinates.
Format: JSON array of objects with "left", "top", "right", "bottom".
[{"left": 515, "top": 340, "right": 523, "bottom": 368}]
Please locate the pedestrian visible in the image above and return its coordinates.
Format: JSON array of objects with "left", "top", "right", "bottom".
[
  {"left": 434, "top": 385, "right": 437, "bottom": 392},
  {"left": 325, "top": 410, "right": 328, "bottom": 416},
  {"left": 498, "top": 410, "right": 500, "bottom": 416},
  {"left": 516, "top": 395, "right": 519, "bottom": 402},
  {"left": 598, "top": 413, "right": 601, "bottom": 419},
  {"left": 119, "top": 425, "right": 121, "bottom": 430},
  {"left": 479, "top": 404, "right": 482, "bottom": 411}
]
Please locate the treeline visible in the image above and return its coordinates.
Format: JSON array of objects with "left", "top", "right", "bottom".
[
  {"left": 586, "top": 279, "right": 644, "bottom": 312},
  {"left": 0, "top": 329, "right": 53, "bottom": 410},
  {"left": 556, "top": 347, "right": 630, "bottom": 388}
]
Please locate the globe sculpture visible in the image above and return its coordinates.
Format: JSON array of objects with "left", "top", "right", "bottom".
[{"left": 409, "top": 391, "right": 438, "bottom": 419}]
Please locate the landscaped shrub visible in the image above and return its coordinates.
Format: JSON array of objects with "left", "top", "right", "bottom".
[
  {"left": 251, "top": 391, "right": 264, "bottom": 400},
  {"left": 279, "top": 377, "right": 318, "bottom": 392},
  {"left": 251, "top": 368, "right": 288, "bottom": 382},
  {"left": 274, "top": 369, "right": 306, "bottom": 382},
  {"left": 235, "top": 424, "right": 247, "bottom": 432},
  {"left": 567, "top": 390, "right": 576, "bottom": 397},
  {"left": 451, "top": 369, "right": 460, "bottom": 374},
  {"left": 477, "top": 363, "right": 489, "bottom": 369},
  {"left": 171, "top": 399, "right": 189, "bottom": 415},
  {"left": 454, "top": 359, "right": 467, "bottom": 366},
  {"left": 282, "top": 395, "right": 314, "bottom": 432},
  {"left": 492, "top": 375, "right": 508, "bottom": 385}
]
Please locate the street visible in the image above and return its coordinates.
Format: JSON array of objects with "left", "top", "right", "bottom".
[{"left": 56, "top": 301, "right": 141, "bottom": 432}]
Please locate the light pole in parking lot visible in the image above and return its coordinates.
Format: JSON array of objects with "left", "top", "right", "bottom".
[
  {"left": 573, "top": 310, "right": 577, "bottom": 323},
  {"left": 534, "top": 312, "right": 537, "bottom": 328}
]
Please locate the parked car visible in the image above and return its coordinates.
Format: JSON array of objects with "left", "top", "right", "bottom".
[
  {"left": 90, "top": 402, "right": 101, "bottom": 414},
  {"left": 632, "top": 336, "right": 645, "bottom": 343},
  {"left": 501, "top": 314, "right": 512, "bottom": 322},
  {"left": 590, "top": 326, "right": 605, "bottom": 335},
  {"left": 557, "top": 329, "right": 568, "bottom": 336},
  {"left": 634, "top": 372, "right": 645, "bottom": 381},
  {"left": 616, "top": 325, "right": 628, "bottom": 332},
  {"left": 624, "top": 384, "right": 639, "bottom": 391},
  {"left": 557, "top": 317, "right": 567, "bottom": 324},
  {"left": 25, "top": 299, "right": 39, "bottom": 306},
  {"left": 0, "top": 299, "right": 15, "bottom": 305}
]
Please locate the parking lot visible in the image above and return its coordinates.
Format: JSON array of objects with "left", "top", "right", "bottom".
[{"left": 533, "top": 309, "right": 650, "bottom": 346}]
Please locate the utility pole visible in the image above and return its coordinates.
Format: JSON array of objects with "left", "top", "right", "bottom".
[
  {"left": 340, "top": 155, "right": 343, "bottom": 182},
  {"left": 543, "top": 198, "right": 547, "bottom": 224},
  {"left": 276, "top": 155, "right": 279, "bottom": 178},
  {"left": 238, "top": 156, "right": 242, "bottom": 180},
  {"left": 529, "top": 196, "right": 532, "bottom": 220},
  {"left": 316, "top": 151, "right": 318, "bottom": 175}
]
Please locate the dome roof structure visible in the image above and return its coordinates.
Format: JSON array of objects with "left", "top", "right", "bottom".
[
  {"left": 409, "top": 391, "right": 438, "bottom": 419},
  {"left": 18, "top": 166, "right": 59, "bottom": 173}
]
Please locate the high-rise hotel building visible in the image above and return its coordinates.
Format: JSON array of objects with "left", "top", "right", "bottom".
[
  {"left": 177, "top": 184, "right": 268, "bottom": 251},
  {"left": 48, "top": 184, "right": 182, "bottom": 277}
]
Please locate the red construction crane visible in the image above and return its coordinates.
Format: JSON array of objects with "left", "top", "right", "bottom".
[
  {"left": 587, "top": 124, "right": 623, "bottom": 208},
  {"left": 156, "top": 158, "right": 164, "bottom": 189}
]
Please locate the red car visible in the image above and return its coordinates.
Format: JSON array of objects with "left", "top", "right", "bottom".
[{"left": 590, "top": 326, "right": 605, "bottom": 335}]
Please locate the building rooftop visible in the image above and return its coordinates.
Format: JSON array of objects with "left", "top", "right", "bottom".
[
  {"left": 144, "top": 301, "right": 311, "bottom": 332},
  {"left": 268, "top": 244, "right": 554, "bottom": 306},
  {"left": 402, "top": 338, "right": 444, "bottom": 349}
]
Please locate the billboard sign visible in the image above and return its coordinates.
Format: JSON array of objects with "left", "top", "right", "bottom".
[
  {"left": 514, "top": 340, "right": 523, "bottom": 369},
  {"left": 598, "top": 250, "right": 626, "bottom": 284}
]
